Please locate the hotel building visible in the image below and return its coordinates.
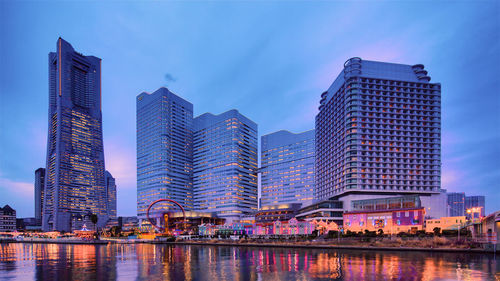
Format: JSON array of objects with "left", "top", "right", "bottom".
[
  {"left": 316, "top": 57, "right": 443, "bottom": 217},
  {"left": 193, "top": 110, "right": 258, "bottom": 222},
  {"left": 42, "top": 38, "right": 108, "bottom": 232},
  {"left": 136, "top": 88, "right": 194, "bottom": 227},
  {"left": 260, "top": 130, "right": 315, "bottom": 207}
]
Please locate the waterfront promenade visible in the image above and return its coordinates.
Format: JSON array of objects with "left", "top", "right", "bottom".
[{"left": 4, "top": 236, "right": 498, "bottom": 253}]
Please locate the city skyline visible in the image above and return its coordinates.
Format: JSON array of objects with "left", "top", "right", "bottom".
[{"left": 1, "top": 1, "right": 499, "bottom": 217}]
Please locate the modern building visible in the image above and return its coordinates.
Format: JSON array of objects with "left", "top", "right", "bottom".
[
  {"left": 465, "top": 195, "right": 485, "bottom": 219},
  {"left": 136, "top": 87, "right": 194, "bottom": 227},
  {"left": 295, "top": 200, "right": 344, "bottom": 225},
  {"left": 447, "top": 192, "right": 465, "bottom": 217},
  {"left": 315, "top": 57, "right": 442, "bottom": 213},
  {"left": 255, "top": 203, "right": 302, "bottom": 224},
  {"left": 16, "top": 217, "right": 41, "bottom": 231},
  {"left": 260, "top": 130, "right": 315, "bottom": 207},
  {"left": 193, "top": 110, "right": 258, "bottom": 223},
  {"left": 34, "top": 168, "right": 45, "bottom": 225},
  {"left": 118, "top": 216, "right": 139, "bottom": 232},
  {"left": 0, "top": 205, "right": 16, "bottom": 232},
  {"left": 42, "top": 38, "right": 108, "bottom": 232},
  {"left": 344, "top": 207, "right": 425, "bottom": 234},
  {"left": 105, "top": 171, "right": 117, "bottom": 220}
]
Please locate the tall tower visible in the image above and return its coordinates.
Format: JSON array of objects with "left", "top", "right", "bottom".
[
  {"left": 105, "top": 171, "right": 117, "bottom": 219},
  {"left": 316, "top": 58, "right": 442, "bottom": 210},
  {"left": 34, "top": 168, "right": 45, "bottom": 225},
  {"left": 193, "top": 110, "right": 258, "bottom": 223},
  {"left": 260, "top": 130, "right": 315, "bottom": 207},
  {"left": 43, "top": 38, "right": 107, "bottom": 232},
  {"left": 136, "top": 87, "right": 193, "bottom": 227}
]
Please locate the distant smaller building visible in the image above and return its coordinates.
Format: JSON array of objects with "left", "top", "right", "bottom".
[
  {"left": 255, "top": 204, "right": 302, "bottom": 224},
  {"left": 0, "top": 205, "right": 17, "bottom": 232},
  {"left": 16, "top": 217, "right": 40, "bottom": 231},
  {"left": 447, "top": 192, "right": 465, "bottom": 217},
  {"left": 425, "top": 216, "right": 466, "bottom": 233},
  {"left": 344, "top": 208, "right": 425, "bottom": 234},
  {"left": 465, "top": 195, "right": 485, "bottom": 219}
]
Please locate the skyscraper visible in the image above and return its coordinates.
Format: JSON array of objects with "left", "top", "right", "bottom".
[
  {"left": 316, "top": 57, "right": 442, "bottom": 211},
  {"left": 105, "top": 171, "right": 117, "bottom": 219},
  {"left": 136, "top": 87, "right": 193, "bottom": 227},
  {"left": 34, "top": 168, "right": 45, "bottom": 225},
  {"left": 465, "top": 195, "right": 485, "bottom": 218},
  {"left": 193, "top": 110, "right": 258, "bottom": 222},
  {"left": 447, "top": 192, "right": 465, "bottom": 217},
  {"left": 260, "top": 130, "right": 315, "bottom": 207},
  {"left": 42, "top": 38, "right": 107, "bottom": 232}
]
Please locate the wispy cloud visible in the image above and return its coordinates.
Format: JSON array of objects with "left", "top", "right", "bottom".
[{"left": 0, "top": 177, "right": 34, "bottom": 216}]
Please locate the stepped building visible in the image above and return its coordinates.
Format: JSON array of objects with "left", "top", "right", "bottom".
[{"left": 42, "top": 38, "right": 108, "bottom": 231}]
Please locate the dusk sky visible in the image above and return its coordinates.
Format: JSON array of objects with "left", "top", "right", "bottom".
[{"left": 1, "top": 1, "right": 499, "bottom": 217}]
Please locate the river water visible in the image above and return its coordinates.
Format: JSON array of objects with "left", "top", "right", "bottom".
[{"left": 0, "top": 243, "right": 498, "bottom": 280}]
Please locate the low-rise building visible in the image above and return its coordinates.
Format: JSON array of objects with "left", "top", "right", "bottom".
[
  {"left": 425, "top": 216, "right": 466, "bottom": 233},
  {"left": 0, "top": 205, "right": 16, "bottom": 232},
  {"left": 295, "top": 200, "right": 343, "bottom": 225},
  {"left": 255, "top": 204, "right": 302, "bottom": 224},
  {"left": 198, "top": 218, "right": 314, "bottom": 236},
  {"left": 343, "top": 208, "right": 425, "bottom": 234},
  {"left": 118, "top": 216, "right": 139, "bottom": 232}
]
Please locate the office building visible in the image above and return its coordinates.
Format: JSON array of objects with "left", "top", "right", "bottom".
[
  {"left": 105, "top": 171, "right": 117, "bottom": 219},
  {"left": 0, "top": 205, "right": 16, "bottom": 232},
  {"left": 465, "top": 195, "right": 485, "bottom": 219},
  {"left": 316, "top": 57, "right": 442, "bottom": 211},
  {"left": 42, "top": 38, "right": 108, "bottom": 232},
  {"left": 193, "top": 110, "right": 258, "bottom": 223},
  {"left": 447, "top": 192, "right": 465, "bottom": 217},
  {"left": 136, "top": 87, "right": 194, "bottom": 227},
  {"left": 34, "top": 168, "right": 45, "bottom": 225},
  {"left": 260, "top": 130, "right": 315, "bottom": 207}
]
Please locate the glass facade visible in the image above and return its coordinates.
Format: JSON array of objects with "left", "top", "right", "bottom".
[
  {"left": 447, "top": 192, "right": 465, "bottom": 217},
  {"left": 465, "top": 195, "right": 485, "bottom": 218},
  {"left": 193, "top": 110, "right": 258, "bottom": 222},
  {"left": 34, "top": 168, "right": 45, "bottom": 225},
  {"left": 105, "top": 171, "right": 117, "bottom": 220},
  {"left": 136, "top": 88, "right": 193, "bottom": 226},
  {"left": 316, "top": 57, "right": 441, "bottom": 201},
  {"left": 260, "top": 130, "right": 315, "bottom": 207},
  {"left": 42, "top": 38, "right": 107, "bottom": 232}
]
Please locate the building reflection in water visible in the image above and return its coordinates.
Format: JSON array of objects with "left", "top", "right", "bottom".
[{"left": 0, "top": 243, "right": 499, "bottom": 280}]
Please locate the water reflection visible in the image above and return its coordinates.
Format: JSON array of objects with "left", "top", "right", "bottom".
[{"left": 0, "top": 243, "right": 498, "bottom": 280}]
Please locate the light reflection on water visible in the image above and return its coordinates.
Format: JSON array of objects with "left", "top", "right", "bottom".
[{"left": 0, "top": 243, "right": 498, "bottom": 280}]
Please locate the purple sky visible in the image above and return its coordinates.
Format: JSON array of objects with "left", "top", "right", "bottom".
[{"left": 0, "top": 1, "right": 499, "bottom": 217}]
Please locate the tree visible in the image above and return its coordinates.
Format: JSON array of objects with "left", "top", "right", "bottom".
[
  {"left": 110, "top": 226, "right": 122, "bottom": 237},
  {"left": 433, "top": 227, "right": 441, "bottom": 236},
  {"left": 90, "top": 213, "right": 98, "bottom": 232}
]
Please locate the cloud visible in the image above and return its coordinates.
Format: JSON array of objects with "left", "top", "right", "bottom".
[
  {"left": 164, "top": 73, "right": 177, "bottom": 85},
  {"left": 0, "top": 177, "right": 34, "bottom": 217}
]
